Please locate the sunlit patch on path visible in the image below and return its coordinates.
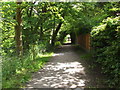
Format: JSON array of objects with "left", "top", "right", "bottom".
[{"left": 26, "top": 45, "right": 89, "bottom": 88}]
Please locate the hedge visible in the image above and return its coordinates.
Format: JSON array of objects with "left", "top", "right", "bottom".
[{"left": 91, "top": 16, "right": 120, "bottom": 87}]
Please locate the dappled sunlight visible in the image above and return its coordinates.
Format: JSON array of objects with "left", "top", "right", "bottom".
[
  {"left": 26, "top": 61, "right": 87, "bottom": 88},
  {"left": 52, "top": 53, "right": 64, "bottom": 56},
  {"left": 25, "top": 45, "right": 91, "bottom": 88}
]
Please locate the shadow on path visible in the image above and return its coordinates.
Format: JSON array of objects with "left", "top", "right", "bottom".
[{"left": 26, "top": 45, "right": 106, "bottom": 88}]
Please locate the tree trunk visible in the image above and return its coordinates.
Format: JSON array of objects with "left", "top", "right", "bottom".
[
  {"left": 51, "top": 11, "right": 65, "bottom": 46},
  {"left": 58, "top": 31, "right": 67, "bottom": 44},
  {"left": 51, "top": 22, "right": 63, "bottom": 46},
  {"left": 25, "top": 5, "right": 34, "bottom": 50},
  {"left": 15, "top": 2, "right": 23, "bottom": 57},
  {"left": 40, "top": 23, "right": 43, "bottom": 41}
]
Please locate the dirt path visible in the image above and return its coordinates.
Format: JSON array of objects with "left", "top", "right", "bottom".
[{"left": 26, "top": 45, "right": 106, "bottom": 88}]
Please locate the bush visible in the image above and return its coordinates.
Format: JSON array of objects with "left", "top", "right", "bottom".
[
  {"left": 91, "top": 16, "right": 120, "bottom": 87},
  {"left": 55, "top": 41, "right": 62, "bottom": 47}
]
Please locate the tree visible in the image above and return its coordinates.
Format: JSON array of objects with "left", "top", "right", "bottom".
[
  {"left": 51, "top": 3, "right": 71, "bottom": 46},
  {"left": 15, "top": 2, "right": 23, "bottom": 57}
]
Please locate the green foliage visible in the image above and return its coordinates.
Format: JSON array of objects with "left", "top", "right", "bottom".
[
  {"left": 1, "top": 2, "right": 120, "bottom": 88},
  {"left": 2, "top": 52, "right": 53, "bottom": 88},
  {"left": 55, "top": 41, "right": 62, "bottom": 47},
  {"left": 1, "top": 2, "right": 16, "bottom": 56},
  {"left": 60, "top": 3, "right": 108, "bottom": 36},
  {"left": 91, "top": 16, "right": 120, "bottom": 87}
]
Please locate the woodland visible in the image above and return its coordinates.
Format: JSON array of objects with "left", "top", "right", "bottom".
[{"left": 0, "top": 1, "right": 120, "bottom": 88}]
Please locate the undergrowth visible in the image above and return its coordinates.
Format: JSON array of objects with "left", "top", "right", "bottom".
[{"left": 2, "top": 52, "right": 53, "bottom": 88}]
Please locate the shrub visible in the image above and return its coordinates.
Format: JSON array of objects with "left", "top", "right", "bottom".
[
  {"left": 91, "top": 16, "right": 120, "bottom": 87},
  {"left": 55, "top": 41, "right": 62, "bottom": 47}
]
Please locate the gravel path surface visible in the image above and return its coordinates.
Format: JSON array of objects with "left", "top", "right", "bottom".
[{"left": 26, "top": 45, "right": 106, "bottom": 88}]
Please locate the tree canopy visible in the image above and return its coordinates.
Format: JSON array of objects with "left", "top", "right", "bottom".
[{"left": 1, "top": 1, "right": 120, "bottom": 88}]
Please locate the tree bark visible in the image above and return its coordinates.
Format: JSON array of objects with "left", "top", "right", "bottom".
[
  {"left": 15, "top": 2, "right": 23, "bottom": 57},
  {"left": 51, "top": 22, "right": 63, "bottom": 46},
  {"left": 51, "top": 11, "right": 65, "bottom": 46},
  {"left": 58, "top": 31, "right": 67, "bottom": 44}
]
